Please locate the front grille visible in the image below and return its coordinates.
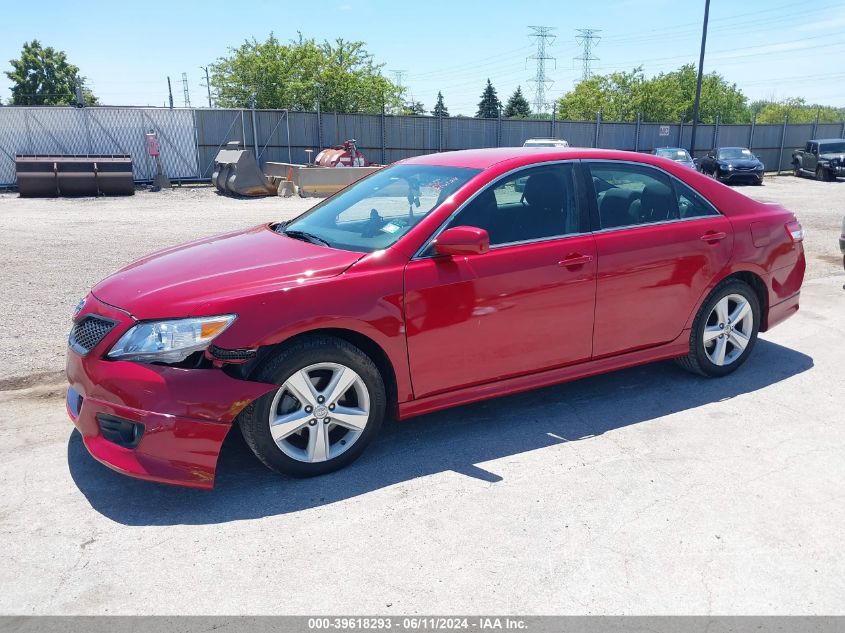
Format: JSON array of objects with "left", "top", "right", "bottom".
[{"left": 69, "top": 315, "right": 116, "bottom": 355}]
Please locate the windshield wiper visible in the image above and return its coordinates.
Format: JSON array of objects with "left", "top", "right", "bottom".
[{"left": 283, "top": 229, "right": 331, "bottom": 248}]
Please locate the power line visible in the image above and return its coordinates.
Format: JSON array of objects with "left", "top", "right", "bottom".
[
  {"left": 527, "top": 26, "right": 556, "bottom": 114},
  {"left": 574, "top": 28, "right": 601, "bottom": 81}
]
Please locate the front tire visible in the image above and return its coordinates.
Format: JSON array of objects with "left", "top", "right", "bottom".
[
  {"left": 793, "top": 162, "right": 802, "bottom": 178},
  {"left": 676, "top": 279, "right": 760, "bottom": 377},
  {"left": 239, "top": 336, "right": 387, "bottom": 477},
  {"left": 816, "top": 166, "right": 829, "bottom": 181}
]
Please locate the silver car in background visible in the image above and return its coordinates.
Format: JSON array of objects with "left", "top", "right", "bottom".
[
  {"left": 522, "top": 138, "right": 570, "bottom": 148},
  {"left": 653, "top": 147, "right": 696, "bottom": 169}
]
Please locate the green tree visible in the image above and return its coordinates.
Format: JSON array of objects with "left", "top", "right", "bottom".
[
  {"left": 210, "top": 33, "right": 403, "bottom": 113},
  {"left": 556, "top": 63, "right": 750, "bottom": 123},
  {"left": 431, "top": 91, "right": 449, "bottom": 117},
  {"left": 402, "top": 100, "right": 426, "bottom": 115},
  {"left": 754, "top": 97, "right": 845, "bottom": 124},
  {"left": 503, "top": 85, "right": 531, "bottom": 118},
  {"left": 476, "top": 79, "right": 501, "bottom": 118},
  {"left": 5, "top": 40, "right": 98, "bottom": 106}
]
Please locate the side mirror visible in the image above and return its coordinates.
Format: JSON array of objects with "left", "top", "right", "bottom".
[{"left": 434, "top": 226, "right": 490, "bottom": 256}]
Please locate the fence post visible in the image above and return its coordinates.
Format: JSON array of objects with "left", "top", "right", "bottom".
[
  {"left": 812, "top": 107, "right": 820, "bottom": 139},
  {"left": 713, "top": 114, "right": 720, "bottom": 150},
  {"left": 749, "top": 113, "right": 756, "bottom": 150},
  {"left": 777, "top": 114, "right": 788, "bottom": 175},
  {"left": 678, "top": 119, "right": 683, "bottom": 148},
  {"left": 496, "top": 106, "right": 502, "bottom": 148},
  {"left": 438, "top": 110, "right": 443, "bottom": 153},
  {"left": 249, "top": 95, "right": 259, "bottom": 163},
  {"left": 381, "top": 104, "right": 386, "bottom": 165},
  {"left": 240, "top": 110, "right": 246, "bottom": 147},
  {"left": 285, "top": 110, "right": 292, "bottom": 164},
  {"left": 634, "top": 112, "right": 641, "bottom": 152},
  {"left": 551, "top": 104, "right": 556, "bottom": 138},
  {"left": 191, "top": 108, "right": 202, "bottom": 178},
  {"left": 594, "top": 110, "right": 602, "bottom": 148},
  {"left": 316, "top": 93, "right": 323, "bottom": 151},
  {"left": 841, "top": 119, "right": 845, "bottom": 139}
]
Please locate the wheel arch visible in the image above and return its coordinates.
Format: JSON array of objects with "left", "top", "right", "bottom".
[
  {"left": 685, "top": 268, "right": 769, "bottom": 332},
  {"left": 249, "top": 328, "right": 400, "bottom": 415}
]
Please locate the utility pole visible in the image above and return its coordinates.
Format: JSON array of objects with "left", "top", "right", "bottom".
[
  {"left": 181, "top": 72, "right": 191, "bottom": 108},
  {"left": 200, "top": 65, "right": 212, "bottom": 107},
  {"left": 167, "top": 76, "right": 174, "bottom": 109},
  {"left": 574, "top": 29, "right": 601, "bottom": 81},
  {"left": 527, "top": 26, "right": 556, "bottom": 114},
  {"left": 689, "top": 0, "right": 711, "bottom": 157}
]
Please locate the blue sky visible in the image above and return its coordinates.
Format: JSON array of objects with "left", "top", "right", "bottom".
[{"left": 3, "top": 0, "right": 845, "bottom": 114}]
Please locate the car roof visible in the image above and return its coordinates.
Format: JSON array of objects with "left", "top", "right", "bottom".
[
  {"left": 654, "top": 147, "right": 688, "bottom": 151},
  {"left": 811, "top": 138, "right": 845, "bottom": 143},
  {"left": 402, "top": 147, "right": 671, "bottom": 169},
  {"left": 718, "top": 147, "right": 750, "bottom": 150}
]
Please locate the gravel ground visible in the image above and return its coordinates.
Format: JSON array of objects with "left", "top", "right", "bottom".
[
  {"left": 0, "top": 175, "right": 842, "bottom": 386},
  {"left": 0, "top": 186, "right": 313, "bottom": 387}
]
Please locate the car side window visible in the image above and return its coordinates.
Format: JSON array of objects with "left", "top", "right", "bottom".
[
  {"left": 674, "top": 179, "right": 718, "bottom": 219},
  {"left": 443, "top": 163, "right": 582, "bottom": 247},
  {"left": 587, "top": 162, "right": 677, "bottom": 229}
]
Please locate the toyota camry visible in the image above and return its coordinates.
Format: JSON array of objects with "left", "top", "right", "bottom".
[{"left": 66, "top": 148, "right": 806, "bottom": 488}]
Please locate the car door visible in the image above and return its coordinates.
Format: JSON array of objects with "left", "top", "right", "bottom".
[
  {"left": 807, "top": 142, "right": 818, "bottom": 172},
  {"left": 584, "top": 160, "right": 734, "bottom": 359},
  {"left": 403, "top": 162, "right": 597, "bottom": 398}
]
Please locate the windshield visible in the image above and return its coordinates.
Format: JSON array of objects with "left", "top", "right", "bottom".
[
  {"left": 819, "top": 141, "right": 845, "bottom": 154},
  {"left": 656, "top": 148, "right": 692, "bottom": 161},
  {"left": 718, "top": 148, "right": 753, "bottom": 160},
  {"left": 282, "top": 164, "right": 480, "bottom": 252}
]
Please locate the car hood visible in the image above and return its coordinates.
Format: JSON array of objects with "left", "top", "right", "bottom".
[
  {"left": 819, "top": 152, "right": 845, "bottom": 161},
  {"left": 719, "top": 158, "right": 762, "bottom": 168},
  {"left": 92, "top": 224, "right": 364, "bottom": 319}
]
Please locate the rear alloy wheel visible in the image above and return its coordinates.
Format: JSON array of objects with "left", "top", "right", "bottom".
[
  {"left": 676, "top": 280, "right": 760, "bottom": 377},
  {"left": 239, "top": 336, "right": 386, "bottom": 477}
]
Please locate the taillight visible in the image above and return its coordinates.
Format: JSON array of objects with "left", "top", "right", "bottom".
[{"left": 785, "top": 220, "right": 804, "bottom": 242}]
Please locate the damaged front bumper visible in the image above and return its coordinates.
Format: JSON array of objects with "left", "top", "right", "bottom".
[{"left": 65, "top": 295, "right": 276, "bottom": 489}]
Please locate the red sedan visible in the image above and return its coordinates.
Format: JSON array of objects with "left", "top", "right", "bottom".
[{"left": 66, "top": 148, "right": 805, "bottom": 488}]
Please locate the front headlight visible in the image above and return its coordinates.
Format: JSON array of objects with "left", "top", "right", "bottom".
[{"left": 108, "top": 315, "right": 236, "bottom": 363}]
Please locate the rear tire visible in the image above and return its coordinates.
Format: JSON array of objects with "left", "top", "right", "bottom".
[
  {"left": 675, "top": 279, "right": 760, "bottom": 378},
  {"left": 239, "top": 336, "right": 386, "bottom": 477}
]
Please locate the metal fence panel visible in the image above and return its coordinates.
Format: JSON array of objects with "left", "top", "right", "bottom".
[
  {"left": 598, "top": 123, "right": 637, "bottom": 151},
  {"left": 3, "top": 105, "right": 845, "bottom": 187},
  {"left": 815, "top": 123, "right": 843, "bottom": 139},
  {"left": 0, "top": 106, "right": 198, "bottom": 185},
  {"left": 784, "top": 124, "right": 814, "bottom": 148}
]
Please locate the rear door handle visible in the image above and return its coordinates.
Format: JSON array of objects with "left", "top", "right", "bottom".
[
  {"left": 700, "top": 231, "right": 728, "bottom": 242},
  {"left": 558, "top": 253, "right": 593, "bottom": 268}
]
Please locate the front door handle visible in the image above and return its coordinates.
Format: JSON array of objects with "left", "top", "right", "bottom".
[
  {"left": 559, "top": 253, "right": 593, "bottom": 268},
  {"left": 700, "top": 231, "right": 727, "bottom": 242}
]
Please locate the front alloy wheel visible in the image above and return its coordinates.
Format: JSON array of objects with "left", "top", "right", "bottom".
[
  {"left": 239, "top": 336, "right": 386, "bottom": 477},
  {"left": 269, "top": 362, "right": 370, "bottom": 463}
]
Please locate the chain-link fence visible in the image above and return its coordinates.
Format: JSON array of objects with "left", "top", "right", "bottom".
[{"left": 2, "top": 106, "right": 845, "bottom": 187}]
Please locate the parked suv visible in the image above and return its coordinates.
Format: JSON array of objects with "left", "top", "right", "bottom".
[{"left": 792, "top": 139, "right": 845, "bottom": 181}]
